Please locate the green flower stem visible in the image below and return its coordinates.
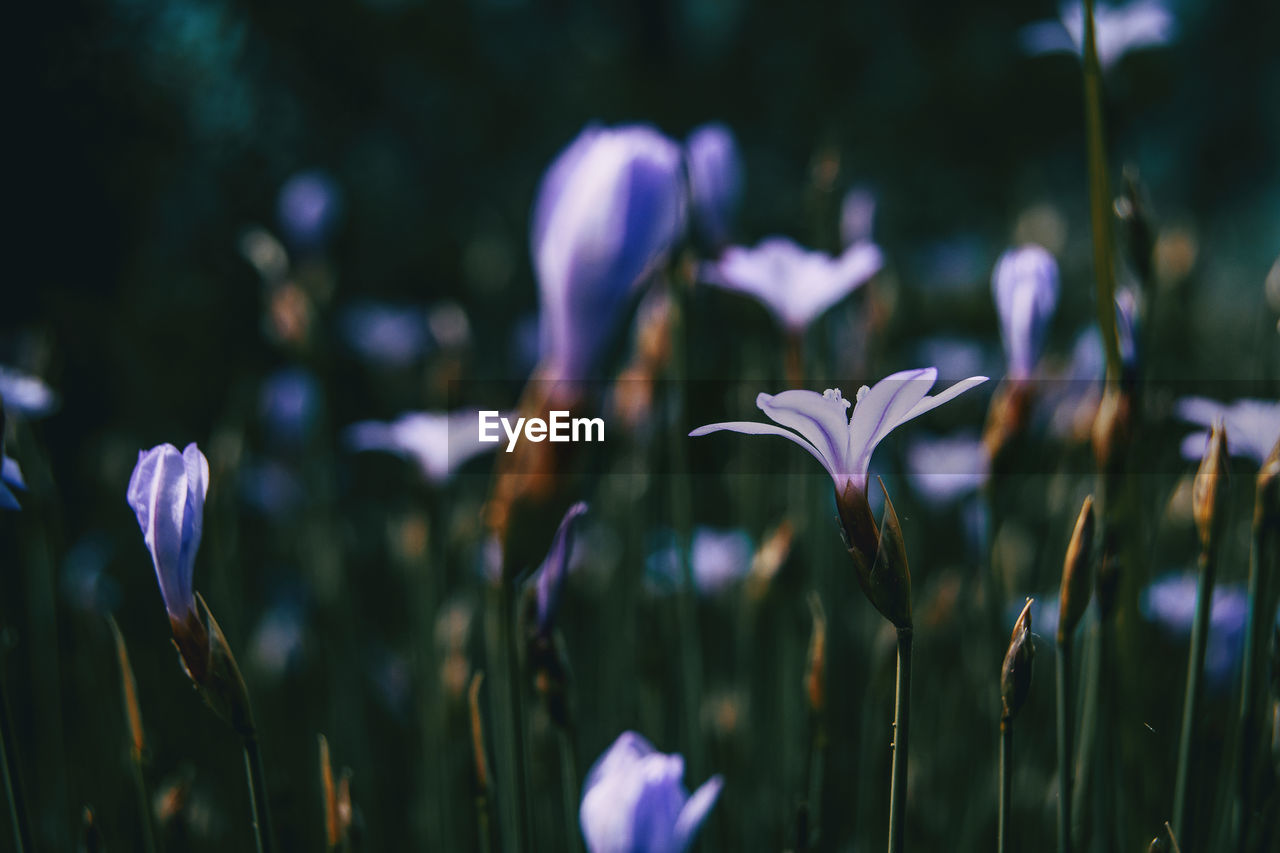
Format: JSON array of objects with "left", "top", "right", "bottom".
[
  {"left": 1056, "top": 640, "right": 1073, "bottom": 853},
  {"left": 1235, "top": 521, "right": 1273, "bottom": 848},
  {"left": 998, "top": 720, "right": 1012, "bottom": 853},
  {"left": 558, "top": 725, "right": 581, "bottom": 853},
  {"left": 1173, "top": 549, "right": 1216, "bottom": 846},
  {"left": 242, "top": 733, "right": 275, "bottom": 853},
  {"left": 130, "top": 754, "right": 158, "bottom": 853},
  {"left": 0, "top": 665, "right": 32, "bottom": 853},
  {"left": 1082, "top": 0, "right": 1122, "bottom": 379},
  {"left": 887, "top": 627, "right": 912, "bottom": 853},
  {"left": 499, "top": 584, "right": 533, "bottom": 853}
]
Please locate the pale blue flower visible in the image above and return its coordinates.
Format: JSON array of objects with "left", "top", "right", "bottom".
[
  {"left": 1143, "top": 571, "right": 1254, "bottom": 689},
  {"left": 126, "top": 443, "right": 210, "bottom": 622},
  {"left": 344, "top": 411, "right": 501, "bottom": 483},
  {"left": 338, "top": 301, "right": 432, "bottom": 368},
  {"left": 691, "top": 368, "right": 988, "bottom": 496},
  {"left": 277, "top": 170, "right": 342, "bottom": 252},
  {"left": 646, "top": 527, "right": 754, "bottom": 596},
  {"left": 532, "top": 502, "right": 588, "bottom": 634},
  {"left": 0, "top": 365, "right": 59, "bottom": 419},
  {"left": 685, "top": 122, "right": 743, "bottom": 250},
  {"left": 702, "top": 236, "right": 883, "bottom": 333},
  {"left": 991, "top": 244, "right": 1059, "bottom": 379},
  {"left": 905, "top": 431, "right": 989, "bottom": 506},
  {"left": 259, "top": 368, "right": 322, "bottom": 450},
  {"left": 1176, "top": 397, "right": 1280, "bottom": 465},
  {"left": 1020, "top": 0, "right": 1177, "bottom": 72},
  {"left": 580, "top": 731, "right": 723, "bottom": 853},
  {"left": 533, "top": 124, "right": 687, "bottom": 381}
]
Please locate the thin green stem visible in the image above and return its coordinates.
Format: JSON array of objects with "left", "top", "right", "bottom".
[
  {"left": 131, "top": 754, "right": 158, "bottom": 853},
  {"left": 0, "top": 667, "right": 32, "bottom": 853},
  {"left": 558, "top": 726, "right": 581, "bottom": 853},
  {"left": 500, "top": 585, "right": 532, "bottom": 853},
  {"left": 1235, "top": 522, "right": 1272, "bottom": 849},
  {"left": 1173, "top": 550, "right": 1216, "bottom": 846},
  {"left": 1082, "top": 0, "right": 1122, "bottom": 379},
  {"left": 887, "top": 627, "right": 912, "bottom": 853},
  {"left": 805, "top": 722, "right": 826, "bottom": 850},
  {"left": 1056, "top": 641, "right": 1073, "bottom": 853},
  {"left": 998, "top": 721, "right": 1012, "bottom": 853},
  {"left": 242, "top": 734, "right": 275, "bottom": 853}
]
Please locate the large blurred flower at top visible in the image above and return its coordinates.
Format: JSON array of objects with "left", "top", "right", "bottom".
[
  {"left": 532, "top": 124, "right": 687, "bottom": 382},
  {"left": 702, "top": 236, "right": 883, "bottom": 334},
  {"left": 579, "top": 731, "right": 723, "bottom": 853}
]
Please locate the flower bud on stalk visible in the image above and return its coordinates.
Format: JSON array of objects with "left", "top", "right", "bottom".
[
  {"left": 1001, "top": 599, "right": 1035, "bottom": 725},
  {"left": 1058, "top": 496, "right": 1096, "bottom": 644},
  {"left": 836, "top": 477, "right": 912, "bottom": 630},
  {"left": 1192, "top": 420, "right": 1229, "bottom": 558}
]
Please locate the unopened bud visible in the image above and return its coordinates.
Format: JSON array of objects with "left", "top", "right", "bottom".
[
  {"left": 836, "top": 478, "right": 912, "bottom": 629},
  {"left": 1092, "top": 384, "right": 1133, "bottom": 485},
  {"left": 1057, "top": 496, "right": 1095, "bottom": 643},
  {"left": 1192, "top": 420, "right": 1229, "bottom": 556},
  {"left": 320, "top": 735, "right": 339, "bottom": 849},
  {"left": 1001, "top": 598, "right": 1035, "bottom": 725},
  {"left": 804, "top": 592, "right": 827, "bottom": 716},
  {"left": 189, "top": 594, "right": 255, "bottom": 737},
  {"left": 1147, "top": 834, "right": 1169, "bottom": 853}
]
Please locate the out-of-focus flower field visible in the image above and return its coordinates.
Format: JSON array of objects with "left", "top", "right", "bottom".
[{"left": 4, "top": 0, "right": 1279, "bottom": 851}]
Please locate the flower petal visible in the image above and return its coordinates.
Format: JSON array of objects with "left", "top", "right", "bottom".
[
  {"left": 1, "top": 455, "right": 25, "bottom": 492},
  {"left": 671, "top": 774, "right": 724, "bottom": 851},
  {"left": 900, "top": 375, "right": 990, "bottom": 423},
  {"left": 690, "top": 420, "right": 834, "bottom": 480},
  {"left": 847, "top": 368, "right": 938, "bottom": 470},
  {"left": 756, "top": 390, "right": 852, "bottom": 476},
  {"left": 535, "top": 502, "right": 587, "bottom": 632}
]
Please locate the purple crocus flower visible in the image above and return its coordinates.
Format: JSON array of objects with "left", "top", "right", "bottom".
[
  {"left": 1176, "top": 397, "right": 1280, "bottom": 466},
  {"left": 691, "top": 368, "right": 987, "bottom": 498},
  {"left": 343, "top": 411, "right": 502, "bottom": 484},
  {"left": 126, "top": 443, "right": 209, "bottom": 622},
  {"left": 533, "top": 124, "right": 687, "bottom": 382},
  {"left": 905, "top": 431, "right": 990, "bottom": 506},
  {"left": 991, "top": 244, "right": 1059, "bottom": 380},
  {"left": 1020, "top": 0, "right": 1177, "bottom": 72},
  {"left": 531, "top": 502, "right": 587, "bottom": 634},
  {"left": 579, "top": 731, "right": 723, "bottom": 853},
  {"left": 702, "top": 236, "right": 884, "bottom": 333},
  {"left": 1142, "top": 571, "right": 1253, "bottom": 690},
  {"left": 277, "top": 170, "right": 343, "bottom": 253},
  {"left": 685, "top": 122, "right": 743, "bottom": 251}
]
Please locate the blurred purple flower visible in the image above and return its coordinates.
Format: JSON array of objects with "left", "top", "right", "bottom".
[
  {"left": 580, "top": 731, "right": 723, "bottom": 853},
  {"left": 685, "top": 122, "right": 743, "bottom": 250},
  {"left": 647, "top": 527, "right": 754, "bottom": 596},
  {"left": 126, "top": 443, "right": 209, "bottom": 622},
  {"left": 912, "top": 337, "right": 998, "bottom": 384},
  {"left": 532, "top": 502, "right": 588, "bottom": 634},
  {"left": 277, "top": 170, "right": 343, "bottom": 253},
  {"left": 905, "top": 431, "right": 989, "bottom": 506},
  {"left": 840, "top": 186, "right": 877, "bottom": 248},
  {"left": 0, "top": 365, "right": 59, "bottom": 418},
  {"left": 344, "top": 411, "right": 501, "bottom": 484},
  {"left": 691, "top": 368, "right": 987, "bottom": 497},
  {"left": 992, "top": 244, "right": 1059, "bottom": 379},
  {"left": 703, "top": 237, "right": 883, "bottom": 333},
  {"left": 337, "top": 301, "right": 432, "bottom": 368},
  {"left": 0, "top": 452, "right": 24, "bottom": 511},
  {"left": 533, "top": 124, "right": 687, "bottom": 381},
  {"left": 1176, "top": 397, "right": 1280, "bottom": 465},
  {"left": 1020, "top": 0, "right": 1177, "bottom": 71},
  {"left": 258, "top": 368, "right": 322, "bottom": 450},
  {"left": 1142, "top": 571, "right": 1252, "bottom": 689}
]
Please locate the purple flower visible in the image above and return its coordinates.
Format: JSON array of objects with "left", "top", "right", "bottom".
[
  {"left": 531, "top": 502, "right": 587, "bottom": 634},
  {"left": 337, "top": 301, "right": 432, "bottom": 368},
  {"left": 1142, "top": 571, "right": 1252, "bottom": 689},
  {"left": 1, "top": 452, "right": 25, "bottom": 511},
  {"left": 691, "top": 368, "right": 988, "bottom": 497},
  {"left": 702, "top": 236, "right": 883, "bottom": 333},
  {"left": 991, "top": 245, "right": 1059, "bottom": 379},
  {"left": 1020, "top": 0, "right": 1176, "bottom": 72},
  {"left": 258, "top": 368, "right": 322, "bottom": 450},
  {"left": 580, "top": 731, "right": 723, "bottom": 853},
  {"left": 533, "top": 124, "right": 687, "bottom": 381},
  {"left": 126, "top": 443, "right": 209, "bottom": 622},
  {"left": 646, "top": 527, "right": 754, "bottom": 596},
  {"left": 343, "top": 411, "right": 501, "bottom": 484},
  {"left": 685, "top": 123, "right": 743, "bottom": 250},
  {"left": 0, "top": 365, "right": 59, "bottom": 419},
  {"left": 1176, "top": 397, "right": 1280, "bottom": 466},
  {"left": 905, "top": 431, "right": 989, "bottom": 506},
  {"left": 277, "top": 170, "right": 343, "bottom": 253}
]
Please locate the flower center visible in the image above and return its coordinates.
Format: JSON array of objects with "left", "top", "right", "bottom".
[{"left": 823, "top": 388, "right": 851, "bottom": 411}]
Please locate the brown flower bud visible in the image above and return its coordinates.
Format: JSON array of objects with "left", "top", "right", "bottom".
[
  {"left": 1091, "top": 384, "right": 1133, "bottom": 485},
  {"left": 1057, "top": 495, "right": 1095, "bottom": 644},
  {"left": 804, "top": 592, "right": 827, "bottom": 716},
  {"left": 1001, "top": 598, "right": 1035, "bottom": 725},
  {"left": 1192, "top": 419, "right": 1229, "bottom": 556},
  {"left": 836, "top": 477, "right": 912, "bottom": 629}
]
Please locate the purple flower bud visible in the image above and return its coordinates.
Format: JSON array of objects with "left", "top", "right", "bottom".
[
  {"left": 126, "top": 443, "right": 209, "bottom": 622},
  {"left": 685, "top": 123, "right": 743, "bottom": 251},
  {"left": 277, "top": 170, "right": 343, "bottom": 253},
  {"left": 991, "top": 245, "right": 1059, "bottom": 379},
  {"left": 532, "top": 125, "right": 687, "bottom": 381},
  {"left": 532, "top": 502, "right": 587, "bottom": 634},
  {"left": 580, "top": 731, "right": 723, "bottom": 853}
]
